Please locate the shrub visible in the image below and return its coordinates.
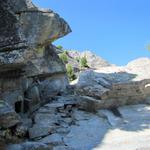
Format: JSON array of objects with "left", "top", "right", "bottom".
[
  {"left": 75, "top": 57, "right": 80, "bottom": 62},
  {"left": 66, "top": 64, "right": 76, "bottom": 81},
  {"left": 57, "top": 45, "right": 63, "bottom": 49},
  {"left": 59, "top": 52, "right": 68, "bottom": 64},
  {"left": 80, "top": 56, "right": 89, "bottom": 68},
  {"left": 64, "top": 50, "right": 68, "bottom": 55}
]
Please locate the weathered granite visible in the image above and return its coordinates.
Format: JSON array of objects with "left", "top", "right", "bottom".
[
  {"left": 66, "top": 50, "right": 111, "bottom": 70},
  {"left": 0, "top": 0, "right": 71, "bottom": 148},
  {"left": 72, "top": 61, "right": 150, "bottom": 108},
  {"left": 0, "top": 0, "right": 71, "bottom": 52},
  {"left": 0, "top": 0, "right": 71, "bottom": 115},
  {"left": 72, "top": 70, "right": 110, "bottom": 99}
]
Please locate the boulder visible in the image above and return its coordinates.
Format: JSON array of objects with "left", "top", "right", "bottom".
[
  {"left": 0, "top": 0, "right": 71, "bottom": 114},
  {"left": 24, "top": 45, "right": 66, "bottom": 77},
  {"left": 77, "top": 96, "right": 102, "bottom": 112},
  {"left": 72, "top": 70, "right": 111, "bottom": 99},
  {"left": 0, "top": 0, "right": 71, "bottom": 147},
  {"left": 0, "top": 0, "right": 71, "bottom": 52},
  {"left": 20, "top": 9, "right": 71, "bottom": 47},
  {"left": 73, "top": 60, "right": 150, "bottom": 108}
]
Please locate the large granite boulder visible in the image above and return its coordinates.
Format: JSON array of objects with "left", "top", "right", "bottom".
[
  {"left": 72, "top": 70, "right": 110, "bottom": 98},
  {"left": 0, "top": 0, "right": 71, "bottom": 52},
  {"left": 0, "top": 0, "right": 71, "bottom": 114},
  {"left": 0, "top": 0, "right": 71, "bottom": 147},
  {"left": 72, "top": 58, "right": 150, "bottom": 108},
  {"left": 24, "top": 45, "right": 66, "bottom": 77}
]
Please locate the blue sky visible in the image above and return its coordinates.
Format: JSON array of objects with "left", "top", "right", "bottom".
[{"left": 33, "top": 0, "right": 150, "bottom": 65}]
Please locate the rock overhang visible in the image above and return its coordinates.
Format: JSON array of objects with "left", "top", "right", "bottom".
[
  {"left": 0, "top": 0, "right": 70, "bottom": 114},
  {"left": 0, "top": 0, "right": 72, "bottom": 52}
]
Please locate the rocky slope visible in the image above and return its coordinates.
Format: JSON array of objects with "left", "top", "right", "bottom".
[
  {"left": 57, "top": 48, "right": 112, "bottom": 74},
  {"left": 0, "top": 0, "right": 150, "bottom": 150},
  {"left": 66, "top": 50, "right": 111, "bottom": 69}
]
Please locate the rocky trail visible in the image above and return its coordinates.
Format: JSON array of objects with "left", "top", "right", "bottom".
[{"left": 5, "top": 96, "right": 150, "bottom": 150}]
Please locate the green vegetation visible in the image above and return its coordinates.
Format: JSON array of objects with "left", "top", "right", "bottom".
[
  {"left": 66, "top": 64, "right": 76, "bottom": 81},
  {"left": 75, "top": 57, "right": 80, "bottom": 62},
  {"left": 57, "top": 45, "right": 63, "bottom": 49},
  {"left": 64, "top": 50, "right": 68, "bottom": 55},
  {"left": 80, "top": 56, "right": 89, "bottom": 68},
  {"left": 59, "top": 51, "right": 68, "bottom": 64}
]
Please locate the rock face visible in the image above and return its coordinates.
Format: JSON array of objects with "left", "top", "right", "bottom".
[
  {"left": 58, "top": 49, "right": 111, "bottom": 73},
  {"left": 74, "top": 51, "right": 111, "bottom": 69},
  {"left": 0, "top": 0, "right": 71, "bottom": 147},
  {"left": 127, "top": 57, "right": 150, "bottom": 68},
  {"left": 0, "top": 0, "right": 71, "bottom": 114},
  {"left": 0, "top": 0, "right": 71, "bottom": 51},
  {"left": 72, "top": 58, "right": 150, "bottom": 108}
]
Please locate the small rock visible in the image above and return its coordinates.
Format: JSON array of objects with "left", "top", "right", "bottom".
[{"left": 77, "top": 96, "right": 101, "bottom": 112}]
